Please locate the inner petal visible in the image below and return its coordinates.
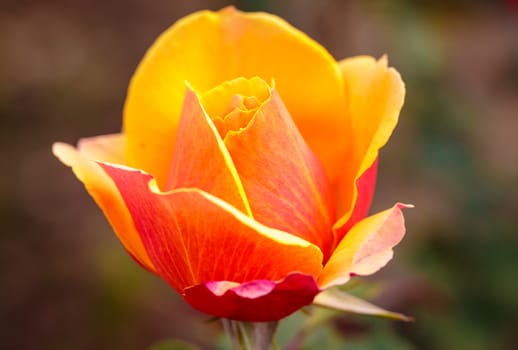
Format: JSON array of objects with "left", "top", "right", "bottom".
[
  {"left": 123, "top": 7, "right": 346, "bottom": 190},
  {"left": 201, "top": 77, "right": 270, "bottom": 139},
  {"left": 221, "top": 84, "right": 337, "bottom": 260},
  {"left": 165, "top": 86, "right": 252, "bottom": 215},
  {"left": 211, "top": 99, "right": 257, "bottom": 139}
]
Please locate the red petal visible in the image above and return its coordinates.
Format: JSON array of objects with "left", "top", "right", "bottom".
[
  {"left": 334, "top": 158, "right": 378, "bottom": 240},
  {"left": 100, "top": 163, "right": 323, "bottom": 293},
  {"left": 183, "top": 273, "right": 320, "bottom": 321}
]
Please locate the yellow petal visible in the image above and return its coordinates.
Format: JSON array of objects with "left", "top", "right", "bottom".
[
  {"left": 52, "top": 136, "right": 155, "bottom": 271},
  {"left": 77, "top": 133, "right": 125, "bottom": 163},
  {"left": 200, "top": 77, "right": 269, "bottom": 140},
  {"left": 123, "top": 7, "right": 346, "bottom": 189},
  {"left": 333, "top": 56, "right": 405, "bottom": 233}
]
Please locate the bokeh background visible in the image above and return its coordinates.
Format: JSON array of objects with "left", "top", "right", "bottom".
[{"left": 1, "top": 0, "right": 517, "bottom": 349}]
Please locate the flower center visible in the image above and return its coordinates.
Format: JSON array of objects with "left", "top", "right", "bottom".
[{"left": 201, "top": 77, "right": 271, "bottom": 139}]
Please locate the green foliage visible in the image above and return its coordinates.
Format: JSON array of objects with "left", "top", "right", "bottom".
[{"left": 313, "top": 288, "right": 413, "bottom": 322}]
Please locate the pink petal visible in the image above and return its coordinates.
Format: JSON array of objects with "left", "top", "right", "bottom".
[
  {"left": 183, "top": 273, "right": 320, "bottom": 321},
  {"left": 319, "top": 204, "right": 410, "bottom": 288}
]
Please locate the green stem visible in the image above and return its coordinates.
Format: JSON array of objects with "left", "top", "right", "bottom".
[
  {"left": 222, "top": 319, "right": 242, "bottom": 350},
  {"left": 238, "top": 322, "right": 254, "bottom": 349},
  {"left": 222, "top": 319, "right": 279, "bottom": 350}
]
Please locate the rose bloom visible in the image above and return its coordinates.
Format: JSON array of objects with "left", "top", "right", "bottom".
[{"left": 53, "top": 7, "right": 409, "bottom": 322}]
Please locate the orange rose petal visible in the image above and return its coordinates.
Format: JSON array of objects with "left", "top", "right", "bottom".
[
  {"left": 224, "top": 86, "right": 336, "bottom": 260},
  {"left": 52, "top": 139, "right": 155, "bottom": 272},
  {"left": 333, "top": 56, "right": 405, "bottom": 240},
  {"left": 100, "top": 163, "right": 324, "bottom": 293},
  {"left": 318, "top": 204, "right": 410, "bottom": 289},
  {"left": 123, "top": 7, "right": 346, "bottom": 189},
  {"left": 166, "top": 86, "right": 251, "bottom": 216}
]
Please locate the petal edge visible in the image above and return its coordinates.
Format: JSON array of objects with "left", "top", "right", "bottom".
[
  {"left": 52, "top": 141, "right": 155, "bottom": 271},
  {"left": 183, "top": 273, "right": 320, "bottom": 321},
  {"left": 100, "top": 163, "right": 324, "bottom": 292},
  {"left": 319, "top": 203, "right": 411, "bottom": 289}
]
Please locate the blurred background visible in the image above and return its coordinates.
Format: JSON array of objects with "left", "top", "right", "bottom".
[{"left": 1, "top": 0, "right": 517, "bottom": 349}]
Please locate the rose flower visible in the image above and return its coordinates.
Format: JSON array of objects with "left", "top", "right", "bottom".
[{"left": 53, "top": 7, "right": 409, "bottom": 322}]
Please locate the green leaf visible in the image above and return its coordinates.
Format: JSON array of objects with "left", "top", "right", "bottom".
[
  {"left": 147, "top": 339, "right": 200, "bottom": 350},
  {"left": 313, "top": 288, "right": 414, "bottom": 322}
]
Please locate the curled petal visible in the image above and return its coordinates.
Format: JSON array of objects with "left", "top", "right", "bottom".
[
  {"left": 52, "top": 137, "right": 155, "bottom": 271},
  {"left": 318, "top": 204, "right": 410, "bottom": 289},
  {"left": 333, "top": 56, "right": 405, "bottom": 239},
  {"left": 123, "top": 7, "right": 345, "bottom": 188},
  {"left": 184, "top": 273, "right": 320, "bottom": 322},
  {"left": 100, "top": 163, "right": 323, "bottom": 293},
  {"left": 200, "top": 76, "right": 270, "bottom": 131}
]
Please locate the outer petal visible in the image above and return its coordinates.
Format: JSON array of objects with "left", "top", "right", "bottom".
[
  {"left": 77, "top": 133, "right": 126, "bottom": 163},
  {"left": 334, "top": 158, "right": 378, "bottom": 237},
  {"left": 52, "top": 137, "right": 155, "bottom": 271},
  {"left": 318, "top": 204, "right": 410, "bottom": 289},
  {"left": 333, "top": 56, "right": 405, "bottom": 240},
  {"left": 184, "top": 273, "right": 319, "bottom": 321},
  {"left": 224, "top": 87, "right": 336, "bottom": 260},
  {"left": 100, "top": 163, "right": 323, "bottom": 293},
  {"left": 166, "top": 86, "right": 251, "bottom": 216},
  {"left": 123, "top": 7, "right": 346, "bottom": 189}
]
